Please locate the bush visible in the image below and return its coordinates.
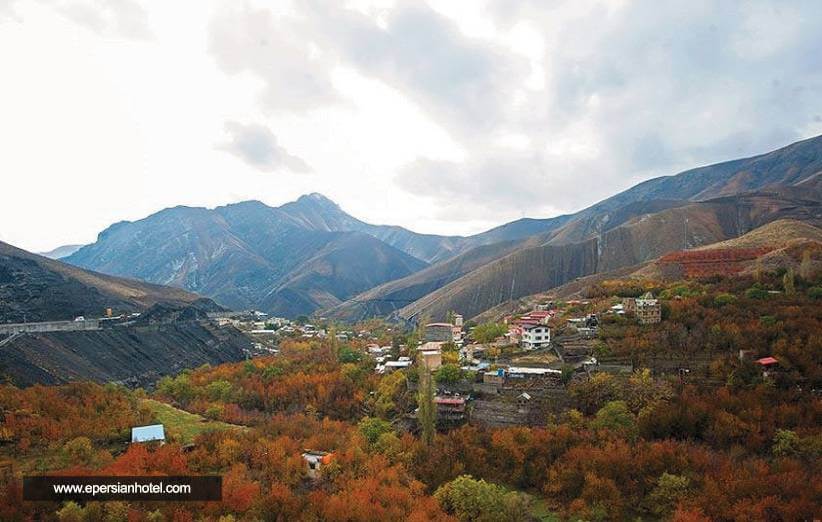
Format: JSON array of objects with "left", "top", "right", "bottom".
[
  {"left": 808, "top": 287, "right": 822, "bottom": 300},
  {"left": 713, "top": 293, "right": 737, "bottom": 307},
  {"left": 745, "top": 287, "right": 769, "bottom": 300}
]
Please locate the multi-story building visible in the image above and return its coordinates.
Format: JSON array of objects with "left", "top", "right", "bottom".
[
  {"left": 520, "top": 324, "right": 551, "bottom": 350},
  {"left": 434, "top": 396, "right": 467, "bottom": 426},
  {"left": 624, "top": 292, "right": 661, "bottom": 324}
]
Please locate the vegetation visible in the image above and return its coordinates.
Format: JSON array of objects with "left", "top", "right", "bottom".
[
  {"left": 471, "top": 322, "right": 508, "bottom": 344},
  {"left": 0, "top": 270, "right": 819, "bottom": 520}
]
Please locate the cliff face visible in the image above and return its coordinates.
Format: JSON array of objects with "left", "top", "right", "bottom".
[{"left": 0, "top": 321, "right": 249, "bottom": 387}]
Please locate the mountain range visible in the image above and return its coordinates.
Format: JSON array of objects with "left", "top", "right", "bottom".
[
  {"left": 0, "top": 240, "right": 204, "bottom": 323},
  {"left": 55, "top": 134, "right": 822, "bottom": 320}
]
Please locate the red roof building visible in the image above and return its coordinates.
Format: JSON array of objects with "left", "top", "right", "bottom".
[{"left": 756, "top": 356, "right": 779, "bottom": 366}]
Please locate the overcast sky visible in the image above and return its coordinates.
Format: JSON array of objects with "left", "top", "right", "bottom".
[{"left": 2, "top": 0, "right": 822, "bottom": 252}]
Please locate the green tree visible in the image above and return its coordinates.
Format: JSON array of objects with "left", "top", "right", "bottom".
[
  {"left": 338, "top": 346, "right": 361, "bottom": 364},
  {"left": 560, "top": 365, "right": 576, "bottom": 386},
  {"left": 646, "top": 473, "right": 691, "bottom": 517},
  {"left": 435, "top": 364, "right": 464, "bottom": 384},
  {"left": 435, "top": 475, "right": 530, "bottom": 522},
  {"left": 799, "top": 249, "right": 814, "bottom": 281},
  {"left": 205, "top": 379, "right": 235, "bottom": 402},
  {"left": 591, "top": 400, "right": 637, "bottom": 439},
  {"left": 56, "top": 501, "right": 85, "bottom": 522},
  {"left": 772, "top": 429, "right": 800, "bottom": 457},
  {"left": 472, "top": 322, "right": 508, "bottom": 344},
  {"left": 783, "top": 267, "right": 796, "bottom": 296},
  {"left": 417, "top": 367, "right": 437, "bottom": 448},
  {"left": 358, "top": 416, "right": 393, "bottom": 447},
  {"left": 373, "top": 371, "right": 407, "bottom": 418}
]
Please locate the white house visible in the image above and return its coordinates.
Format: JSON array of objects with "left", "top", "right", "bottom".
[{"left": 520, "top": 324, "right": 551, "bottom": 350}]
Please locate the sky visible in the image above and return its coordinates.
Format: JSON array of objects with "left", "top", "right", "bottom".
[{"left": 1, "top": 0, "right": 822, "bottom": 252}]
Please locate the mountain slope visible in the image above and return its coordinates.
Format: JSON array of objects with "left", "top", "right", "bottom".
[
  {"left": 0, "top": 321, "right": 249, "bottom": 387},
  {"left": 260, "top": 232, "right": 428, "bottom": 317},
  {"left": 397, "top": 189, "right": 822, "bottom": 320},
  {"left": 577, "top": 134, "right": 822, "bottom": 217},
  {"left": 278, "top": 193, "right": 573, "bottom": 263},
  {"left": 0, "top": 241, "right": 202, "bottom": 323},
  {"left": 326, "top": 238, "right": 531, "bottom": 321},
  {"left": 66, "top": 199, "right": 430, "bottom": 316},
  {"left": 38, "top": 244, "right": 84, "bottom": 260},
  {"left": 327, "top": 135, "right": 822, "bottom": 320}
]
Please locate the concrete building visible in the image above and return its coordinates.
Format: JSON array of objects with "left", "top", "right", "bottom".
[
  {"left": 425, "top": 322, "right": 461, "bottom": 343},
  {"left": 420, "top": 350, "right": 442, "bottom": 371},
  {"left": 434, "top": 396, "right": 467, "bottom": 425},
  {"left": 623, "top": 292, "right": 661, "bottom": 324},
  {"left": 521, "top": 324, "right": 551, "bottom": 350}
]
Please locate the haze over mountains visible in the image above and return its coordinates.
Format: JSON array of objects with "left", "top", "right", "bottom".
[{"left": 58, "top": 134, "right": 822, "bottom": 320}]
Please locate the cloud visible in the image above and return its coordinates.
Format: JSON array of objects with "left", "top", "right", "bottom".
[
  {"left": 208, "top": 4, "right": 338, "bottom": 112},
  {"left": 397, "top": 0, "right": 822, "bottom": 215},
  {"left": 206, "top": 0, "right": 822, "bottom": 219},
  {"left": 3, "top": 0, "right": 152, "bottom": 38},
  {"left": 301, "top": 0, "right": 529, "bottom": 142},
  {"left": 219, "top": 121, "right": 311, "bottom": 174}
]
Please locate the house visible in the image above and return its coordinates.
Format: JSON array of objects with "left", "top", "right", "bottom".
[
  {"left": 521, "top": 324, "right": 551, "bottom": 350},
  {"left": 434, "top": 396, "right": 467, "bottom": 425},
  {"left": 517, "top": 392, "right": 532, "bottom": 412},
  {"left": 417, "top": 341, "right": 445, "bottom": 352},
  {"left": 302, "top": 450, "right": 333, "bottom": 479},
  {"left": 483, "top": 369, "right": 506, "bottom": 385},
  {"left": 420, "top": 350, "right": 442, "bottom": 371},
  {"left": 623, "top": 293, "right": 661, "bottom": 324},
  {"left": 756, "top": 356, "right": 779, "bottom": 378},
  {"left": 635, "top": 297, "right": 661, "bottom": 324},
  {"left": 425, "top": 323, "right": 460, "bottom": 343},
  {"left": 131, "top": 424, "right": 165, "bottom": 444},
  {"left": 382, "top": 359, "right": 413, "bottom": 373},
  {"left": 460, "top": 344, "right": 486, "bottom": 362}
]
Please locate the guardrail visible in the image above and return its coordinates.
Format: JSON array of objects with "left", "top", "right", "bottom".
[{"left": 0, "top": 319, "right": 100, "bottom": 336}]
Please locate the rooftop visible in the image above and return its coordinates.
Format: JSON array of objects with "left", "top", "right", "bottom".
[{"left": 131, "top": 424, "right": 165, "bottom": 443}]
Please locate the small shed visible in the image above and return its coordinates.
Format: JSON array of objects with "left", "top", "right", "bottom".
[
  {"left": 302, "top": 450, "right": 333, "bottom": 479},
  {"left": 756, "top": 356, "right": 779, "bottom": 378},
  {"left": 131, "top": 424, "right": 165, "bottom": 444}
]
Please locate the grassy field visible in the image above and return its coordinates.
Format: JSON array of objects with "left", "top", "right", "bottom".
[{"left": 142, "top": 399, "right": 244, "bottom": 445}]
